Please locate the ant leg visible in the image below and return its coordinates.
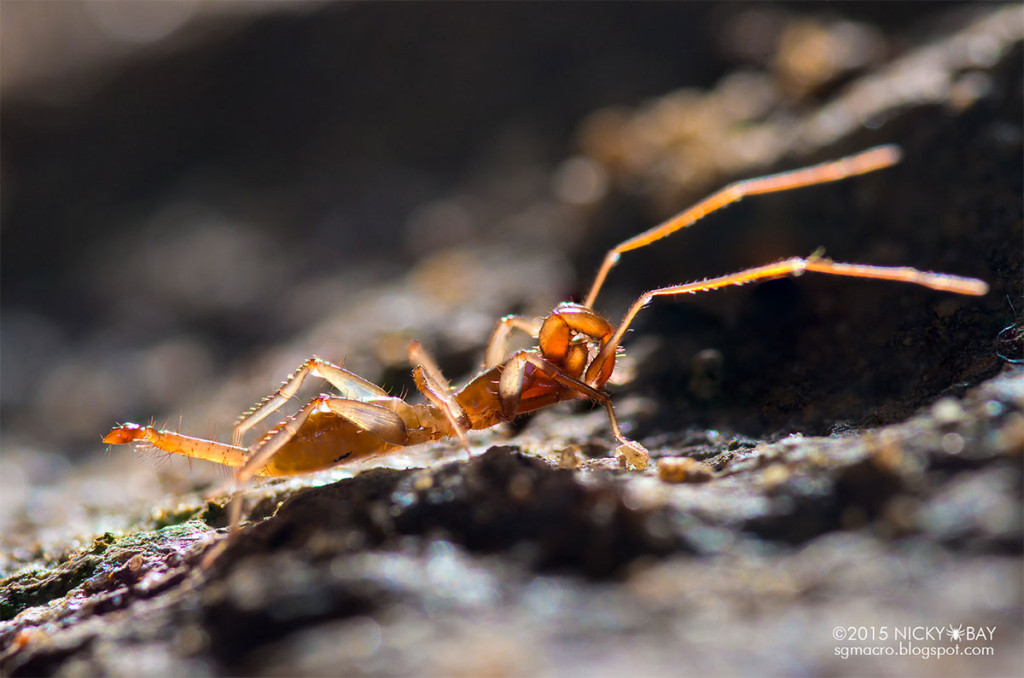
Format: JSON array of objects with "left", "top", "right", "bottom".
[
  {"left": 103, "top": 423, "right": 249, "bottom": 468},
  {"left": 233, "top": 357, "right": 389, "bottom": 446},
  {"left": 227, "top": 395, "right": 411, "bottom": 529},
  {"left": 228, "top": 396, "right": 327, "bottom": 533},
  {"left": 238, "top": 397, "right": 408, "bottom": 483},
  {"left": 501, "top": 352, "right": 650, "bottom": 470},
  {"left": 587, "top": 255, "right": 989, "bottom": 383},
  {"left": 408, "top": 341, "right": 472, "bottom": 455},
  {"left": 485, "top": 315, "right": 543, "bottom": 369},
  {"left": 583, "top": 145, "right": 903, "bottom": 307}
]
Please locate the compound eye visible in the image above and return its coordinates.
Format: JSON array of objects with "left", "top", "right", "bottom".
[
  {"left": 539, "top": 314, "right": 571, "bottom": 364},
  {"left": 564, "top": 343, "right": 588, "bottom": 378}
]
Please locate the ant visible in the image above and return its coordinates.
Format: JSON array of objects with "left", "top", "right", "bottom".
[{"left": 104, "top": 145, "right": 987, "bottom": 512}]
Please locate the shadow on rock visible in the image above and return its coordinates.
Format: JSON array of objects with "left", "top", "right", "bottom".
[{"left": 221, "top": 446, "right": 682, "bottom": 578}]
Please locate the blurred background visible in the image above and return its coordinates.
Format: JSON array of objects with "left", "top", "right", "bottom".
[{"left": 2, "top": 2, "right": 1020, "bottom": 501}]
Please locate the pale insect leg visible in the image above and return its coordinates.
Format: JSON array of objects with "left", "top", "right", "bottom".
[
  {"left": 583, "top": 145, "right": 903, "bottom": 308},
  {"left": 104, "top": 423, "right": 250, "bottom": 468},
  {"left": 408, "top": 341, "right": 472, "bottom": 455},
  {"left": 587, "top": 256, "right": 989, "bottom": 385},
  {"left": 227, "top": 395, "right": 410, "bottom": 530},
  {"left": 227, "top": 397, "right": 325, "bottom": 533},
  {"left": 232, "top": 357, "right": 389, "bottom": 446},
  {"left": 501, "top": 351, "right": 649, "bottom": 470},
  {"left": 485, "top": 315, "right": 543, "bottom": 369}
]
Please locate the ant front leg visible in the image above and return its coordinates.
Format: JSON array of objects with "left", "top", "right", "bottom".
[
  {"left": 500, "top": 352, "right": 650, "bottom": 470},
  {"left": 485, "top": 315, "right": 543, "bottom": 369}
]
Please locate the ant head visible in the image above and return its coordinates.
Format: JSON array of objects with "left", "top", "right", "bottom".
[{"left": 539, "top": 303, "right": 616, "bottom": 385}]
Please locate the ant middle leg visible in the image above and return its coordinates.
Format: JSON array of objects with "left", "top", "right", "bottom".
[{"left": 408, "top": 341, "right": 472, "bottom": 455}]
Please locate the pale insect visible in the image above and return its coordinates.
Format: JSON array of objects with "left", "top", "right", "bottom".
[{"left": 104, "top": 145, "right": 987, "bottom": 505}]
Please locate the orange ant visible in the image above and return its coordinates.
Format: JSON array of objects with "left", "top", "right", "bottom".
[{"left": 104, "top": 145, "right": 987, "bottom": 501}]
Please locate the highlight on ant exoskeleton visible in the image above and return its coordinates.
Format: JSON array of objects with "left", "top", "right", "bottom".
[{"left": 103, "top": 144, "right": 988, "bottom": 517}]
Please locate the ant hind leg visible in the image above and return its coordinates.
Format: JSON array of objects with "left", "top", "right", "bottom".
[{"left": 232, "top": 357, "right": 390, "bottom": 446}]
